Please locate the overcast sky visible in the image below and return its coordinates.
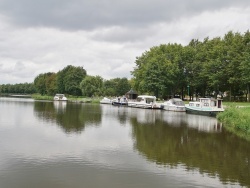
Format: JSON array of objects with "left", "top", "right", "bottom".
[{"left": 0, "top": 0, "right": 250, "bottom": 84}]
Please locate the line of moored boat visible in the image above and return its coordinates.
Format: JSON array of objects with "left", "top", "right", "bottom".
[
  {"left": 53, "top": 93, "right": 225, "bottom": 117},
  {"left": 100, "top": 95, "right": 225, "bottom": 117}
]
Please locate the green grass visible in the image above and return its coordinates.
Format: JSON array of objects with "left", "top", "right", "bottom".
[
  {"left": 217, "top": 104, "right": 250, "bottom": 141},
  {"left": 31, "top": 94, "right": 54, "bottom": 100}
]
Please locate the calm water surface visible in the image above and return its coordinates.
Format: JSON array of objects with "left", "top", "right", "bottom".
[{"left": 0, "top": 97, "right": 249, "bottom": 188}]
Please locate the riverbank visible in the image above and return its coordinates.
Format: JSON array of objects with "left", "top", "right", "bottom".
[
  {"left": 217, "top": 103, "right": 250, "bottom": 141},
  {"left": 31, "top": 94, "right": 101, "bottom": 103}
]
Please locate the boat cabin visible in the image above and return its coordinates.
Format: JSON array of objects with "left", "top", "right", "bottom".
[
  {"left": 136, "top": 95, "right": 156, "bottom": 104},
  {"left": 54, "top": 94, "right": 68, "bottom": 101},
  {"left": 188, "top": 98, "right": 223, "bottom": 109}
]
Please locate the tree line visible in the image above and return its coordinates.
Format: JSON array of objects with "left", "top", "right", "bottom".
[
  {"left": 0, "top": 65, "right": 131, "bottom": 97},
  {"left": 131, "top": 30, "right": 250, "bottom": 101},
  {"left": 1, "top": 30, "right": 249, "bottom": 101}
]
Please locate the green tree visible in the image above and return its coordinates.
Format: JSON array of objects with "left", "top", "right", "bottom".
[
  {"left": 240, "top": 30, "right": 250, "bottom": 101},
  {"left": 34, "top": 73, "right": 47, "bottom": 95},
  {"left": 103, "top": 79, "right": 117, "bottom": 96},
  {"left": 80, "top": 75, "right": 103, "bottom": 97},
  {"left": 34, "top": 72, "right": 57, "bottom": 95},
  {"left": 131, "top": 44, "right": 184, "bottom": 98},
  {"left": 46, "top": 73, "right": 57, "bottom": 95},
  {"left": 116, "top": 77, "right": 131, "bottom": 96},
  {"left": 57, "top": 65, "right": 87, "bottom": 96}
]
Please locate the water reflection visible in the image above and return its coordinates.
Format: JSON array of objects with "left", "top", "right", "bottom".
[
  {"left": 0, "top": 98, "right": 249, "bottom": 187},
  {"left": 130, "top": 110, "right": 250, "bottom": 187},
  {"left": 34, "top": 101, "right": 102, "bottom": 133},
  {"left": 161, "top": 111, "right": 222, "bottom": 132}
]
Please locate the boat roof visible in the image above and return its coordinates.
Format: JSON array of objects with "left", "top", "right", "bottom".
[
  {"left": 137, "top": 95, "right": 156, "bottom": 99},
  {"left": 170, "top": 98, "right": 183, "bottom": 102},
  {"left": 199, "top": 98, "right": 222, "bottom": 101}
]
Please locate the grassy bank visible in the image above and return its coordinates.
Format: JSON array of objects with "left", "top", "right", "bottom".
[
  {"left": 31, "top": 94, "right": 54, "bottom": 100},
  {"left": 217, "top": 104, "right": 250, "bottom": 141}
]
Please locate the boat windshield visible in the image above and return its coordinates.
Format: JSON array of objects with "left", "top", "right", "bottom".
[{"left": 55, "top": 94, "right": 65, "bottom": 97}]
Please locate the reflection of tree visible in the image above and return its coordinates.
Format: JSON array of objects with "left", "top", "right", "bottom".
[
  {"left": 130, "top": 117, "right": 250, "bottom": 187},
  {"left": 34, "top": 101, "right": 57, "bottom": 122},
  {"left": 34, "top": 102, "right": 101, "bottom": 133}
]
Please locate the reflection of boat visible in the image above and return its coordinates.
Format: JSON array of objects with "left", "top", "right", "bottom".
[
  {"left": 161, "top": 111, "right": 223, "bottom": 132},
  {"left": 161, "top": 98, "right": 186, "bottom": 112},
  {"left": 127, "top": 95, "right": 163, "bottom": 109},
  {"left": 131, "top": 108, "right": 157, "bottom": 124},
  {"left": 54, "top": 94, "right": 68, "bottom": 101},
  {"left": 185, "top": 98, "right": 224, "bottom": 116},
  {"left": 53, "top": 101, "right": 67, "bottom": 114},
  {"left": 100, "top": 97, "right": 112, "bottom": 104},
  {"left": 185, "top": 114, "right": 222, "bottom": 132}
]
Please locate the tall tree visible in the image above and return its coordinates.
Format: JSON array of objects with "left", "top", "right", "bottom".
[
  {"left": 80, "top": 75, "right": 103, "bottom": 97},
  {"left": 34, "top": 72, "right": 57, "bottom": 95},
  {"left": 57, "top": 65, "right": 87, "bottom": 96},
  {"left": 223, "top": 31, "right": 244, "bottom": 101},
  {"left": 131, "top": 44, "right": 184, "bottom": 98},
  {"left": 34, "top": 73, "right": 47, "bottom": 95},
  {"left": 240, "top": 30, "right": 250, "bottom": 102}
]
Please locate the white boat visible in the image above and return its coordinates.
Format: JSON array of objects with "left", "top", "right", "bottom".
[
  {"left": 54, "top": 94, "right": 68, "bottom": 101},
  {"left": 127, "top": 95, "right": 162, "bottom": 109},
  {"left": 100, "top": 97, "right": 112, "bottom": 104},
  {"left": 112, "top": 96, "right": 128, "bottom": 106},
  {"left": 185, "top": 98, "right": 224, "bottom": 116},
  {"left": 162, "top": 98, "right": 186, "bottom": 112}
]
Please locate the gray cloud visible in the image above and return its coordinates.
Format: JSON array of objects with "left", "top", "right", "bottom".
[
  {"left": 0, "top": 0, "right": 249, "bottom": 30},
  {"left": 0, "top": 0, "right": 250, "bottom": 84}
]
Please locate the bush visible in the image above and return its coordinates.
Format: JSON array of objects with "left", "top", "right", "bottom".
[{"left": 217, "top": 106, "right": 250, "bottom": 141}]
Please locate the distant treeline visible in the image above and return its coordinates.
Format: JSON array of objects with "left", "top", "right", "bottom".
[
  {"left": 0, "top": 65, "right": 131, "bottom": 97},
  {"left": 131, "top": 30, "right": 250, "bottom": 101},
  {"left": 0, "top": 83, "right": 36, "bottom": 94}
]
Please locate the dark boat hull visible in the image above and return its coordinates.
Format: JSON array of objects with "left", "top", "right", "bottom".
[
  {"left": 112, "top": 101, "right": 128, "bottom": 106},
  {"left": 185, "top": 108, "right": 219, "bottom": 117}
]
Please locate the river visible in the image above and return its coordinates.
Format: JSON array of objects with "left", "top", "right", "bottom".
[{"left": 0, "top": 97, "right": 249, "bottom": 188}]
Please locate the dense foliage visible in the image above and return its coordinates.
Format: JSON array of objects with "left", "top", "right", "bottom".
[
  {"left": 131, "top": 30, "right": 250, "bottom": 101},
  {"left": 0, "top": 65, "right": 131, "bottom": 97},
  {"left": 33, "top": 65, "right": 87, "bottom": 96},
  {"left": 0, "top": 83, "right": 36, "bottom": 94}
]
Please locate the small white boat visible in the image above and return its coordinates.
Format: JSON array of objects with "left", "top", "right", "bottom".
[
  {"left": 54, "top": 94, "right": 68, "bottom": 101},
  {"left": 185, "top": 98, "right": 224, "bottom": 116},
  {"left": 100, "top": 97, "right": 112, "bottom": 104},
  {"left": 127, "top": 95, "right": 162, "bottom": 109},
  {"left": 162, "top": 98, "right": 186, "bottom": 112}
]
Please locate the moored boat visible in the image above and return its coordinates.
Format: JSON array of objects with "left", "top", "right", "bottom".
[
  {"left": 127, "top": 95, "right": 162, "bottom": 109},
  {"left": 162, "top": 98, "right": 186, "bottom": 112},
  {"left": 100, "top": 97, "right": 112, "bottom": 104},
  {"left": 112, "top": 96, "right": 128, "bottom": 106},
  {"left": 54, "top": 94, "right": 68, "bottom": 101},
  {"left": 185, "top": 98, "right": 224, "bottom": 116}
]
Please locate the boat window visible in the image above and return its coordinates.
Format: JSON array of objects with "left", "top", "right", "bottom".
[
  {"left": 146, "top": 98, "right": 154, "bottom": 104},
  {"left": 211, "top": 101, "right": 216, "bottom": 107},
  {"left": 201, "top": 99, "right": 208, "bottom": 103},
  {"left": 196, "top": 104, "right": 200, "bottom": 107},
  {"left": 137, "top": 98, "right": 142, "bottom": 102},
  {"left": 204, "top": 103, "right": 209, "bottom": 106},
  {"left": 175, "top": 101, "right": 184, "bottom": 106}
]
